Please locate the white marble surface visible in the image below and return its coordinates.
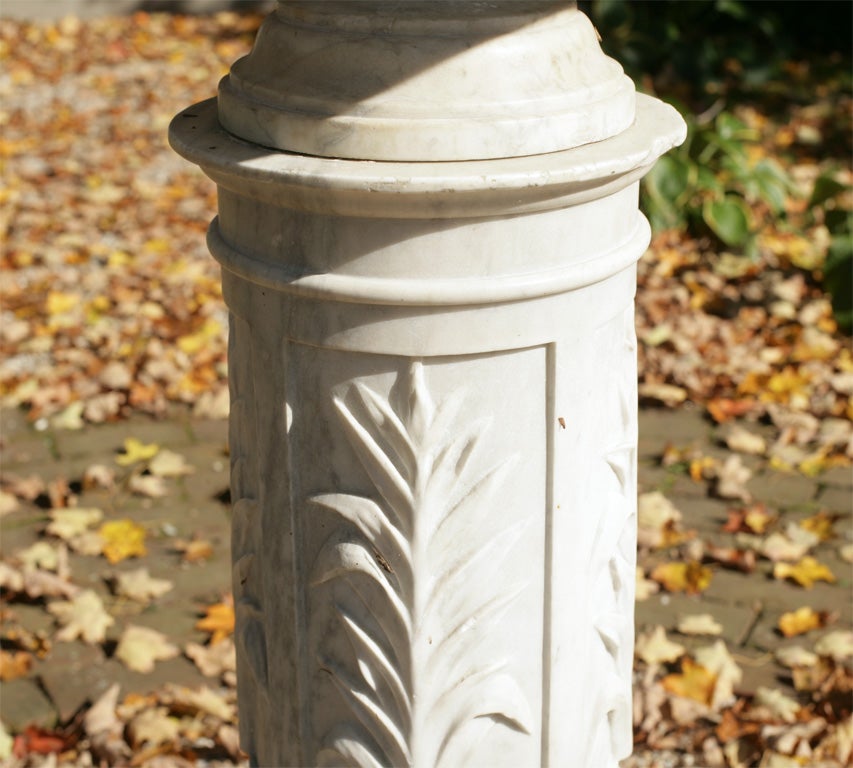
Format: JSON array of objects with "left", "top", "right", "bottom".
[
  {"left": 217, "top": 1, "right": 636, "bottom": 161},
  {"left": 170, "top": 2, "right": 686, "bottom": 765}
]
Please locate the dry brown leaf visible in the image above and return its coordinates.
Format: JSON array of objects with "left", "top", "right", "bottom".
[
  {"left": 714, "top": 455, "right": 752, "bottom": 501},
  {"left": 773, "top": 556, "right": 836, "bottom": 588},
  {"left": 0, "top": 490, "right": 19, "bottom": 517},
  {"left": 160, "top": 683, "right": 234, "bottom": 720},
  {"left": 798, "top": 511, "right": 839, "bottom": 541},
  {"left": 115, "top": 625, "right": 179, "bottom": 673},
  {"left": 775, "top": 645, "right": 819, "bottom": 668},
  {"left": 662, "top": 658, "right": 717, "bottom": 705},
  {"left": 148, "top": 449, "right": 194, "bottom": 477},
  {"left": 195, "top": 595, "right": 235, "bottom": 645},
  {"left": 725, "top": 424, "right": 767, "bottom": 455},
  {"left": 16, "top": 542, "right": 62, "bottom": 572},
  {"left": 677, "top": 613, "right": 723, "bottom": 636},
  {"left": 753, "top": 686, "right": 801, "bottom": 723},
  {"left": 113, "top": 567, "right": 173, "bottom": 603},
  {"left": 173, "top": 537, "right": 214, "bottom": 563},
  {"left": 761, "top": 532, "right": 813, "bottom": 562},
  {"left": 126, "top": 706, "right": 179, "bottom": 748},
  {"left": 635, "top": 625, "right": 686, "bottom": 665},
  {"left": 778, "top": 606, "right": 828, "bottom": 637},
  {"left": 48, "top": 589, "right": 114, "bottom": 644},
  {"left": 128, "top": 473, "right": 168, "bottom": 498},
  {"left": 185, "top": 637, "right": 236, "bottom": 678},
  {"left": 84, "top": 683, "right": 132, "bottom": 765},
  {"left": 82, "top": 464, "right": 116, "bottom": 491},
  {"left": 635, "top": 567, "right": 660, "bottom": 601},
  {"left": 99, "top": 519, "right": 147, "bottom": 564},
  {"left": 695, "top": 640, "right": 742, "bottom": 710},
  {"left": 46, "top": 508, "right": 103, "bottom": 540},
  {"left": 704, "top": 542, "right": 756, "bottom": 573},
  {"left": 0, "top": 649, "right": 32, "bottom": 681},
  {"left": 650, "top": 560, "right": 713, "bottom": 595},
  {"left": 815, "top": 630, "right": 853, "bottom": 661}
]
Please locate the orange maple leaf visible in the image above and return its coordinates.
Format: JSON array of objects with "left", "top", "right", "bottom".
[
  {"left": 196, "top": 594, "right": 235, "bottom": 645},
  {"left": 662, "top": 658, "right": 717, "bottom": 705}
]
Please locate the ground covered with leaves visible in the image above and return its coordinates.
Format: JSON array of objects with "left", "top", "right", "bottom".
[{"left": 0, "top": 8, "right": 850, "bottom": 768}]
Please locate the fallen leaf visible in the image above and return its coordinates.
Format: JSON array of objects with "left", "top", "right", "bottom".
[
  {"left": 635, "top": 566, "right": 660, "bottom": 601},
  {"left": 815, "top": 630, "right": 853, "bottom": 661},
  {"left": 113, "top": 567, "right": 173, "bottom": 603},
  {"left": 115, "top": 437, "right": 159, "bottom": 466},
  {"left": 778, "top": 606, "right": 828, "bottom": 637},
  {"left": 761, "top": 532, "right": 812, "bottom": 562},
  {"left": 753, "top": 686, "right": 801, "bottom": 723},
  {"left": 83, "top": 683, "right": 131, "bottom": 765},
  {"left": 744, "top": 503, "right": 776, "bottom": 534},
  {"left": 662, "top": 657, "right": 717, "bottom": 705},
  {"left": 46, "top": 507, "right": 103, "bottom": 540},
  {"left": 82, "top": 464, "right": 116, "bottom": 491},
  {"left": 11, "top": 725, "right": 70, "bottom": 758},
  {"left": 704, "top": 543, "right": 756, "bottom": 573},
  {"left": 48, "top": 589, "right": 114, "bottom": 644},
  {"left": 774, "top": 556, "right": 836, "bottom": 588},
  {"left": 99, "top": 519, "right": 147, "bottom": 564},
  {"left": 714, "top": 455, "right": 752, "bottom": 501},
  {"left": 635, "top": 625, "right": 686, "bottom": 665},
  {"left": 195, "top": 595, "right": 235, "bottom": 645},
  {"left": 128, "top": 474, "right": 168, "bottom": 498},
  {"left": 639, "top": 382, "right": 687, "bottom": 405},
  {"left": 775, "top": 645, "right": 819, "bottom": 668},
  {"left": 16, "top": 541, "right": 62, "bottom": 572},
  {"left": 841, "top": 544, "right": 853, "bottom": 563},
  {"left": 185, "top": 637, "right": 236, "bottom": 678},
  {"left": 677, "top": 614, "right": 724, "bottom": 636},
  {"left": 160, "top": 683, "right": 234, "bottom": 720},
  {"left": 725, "top": 424, "right": 767, "bottom": 455},
  {"left": 148, "top": 449, "right": 194, "bottom": 477},
  {"left": 707, "top": 398, "right": 756, "bottom": 423},
  {"left": 695, "top": 640, "right": 742, "bottom": 709},
  {"left": 799, "top": 511, "right": 839, "bottom": 541},
  {"left": 115, "top": 625, "right": 179, "bottom": 673},
  {"left": 0, "top": 490, "right": 19, "bottom": 517},
  {"left": 173, "top": 537, "right": 214, "bottom": 563},
  {"left": 651, "top": 561, "right": 713, "bottom": 595},
  {"left": 0, "top": 649, "right": 32, "bottom": 681},
  {"left": 126, "top": 706, "right": 179, "bottom": 748}
]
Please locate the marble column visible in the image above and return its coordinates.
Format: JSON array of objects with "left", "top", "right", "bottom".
[{"left": 170, "top": 2, "right": 686, "bottom": 766}]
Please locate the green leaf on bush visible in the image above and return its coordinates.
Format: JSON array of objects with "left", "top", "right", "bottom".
[
  {"left": 703, "top": 196, "right": 751, "bottom": 247},
  {"left": 824, "top": 234, "right": 853, "bottom": 332},
  {"left": 810, "top": 173, "right": 848, "bottom": 208}
]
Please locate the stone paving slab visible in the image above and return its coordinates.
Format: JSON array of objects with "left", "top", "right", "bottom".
[{"left": 0, "top": 404, "right": 850, "bottom": 737}]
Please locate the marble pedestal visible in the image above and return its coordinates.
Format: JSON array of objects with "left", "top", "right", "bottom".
[{"left": 170, "top": 3, "right": 685, "bottom": 766}]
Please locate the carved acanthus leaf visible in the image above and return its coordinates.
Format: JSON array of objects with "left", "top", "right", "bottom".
[{"left": 310, "top": 361, "right": 531, "bottom": 766}]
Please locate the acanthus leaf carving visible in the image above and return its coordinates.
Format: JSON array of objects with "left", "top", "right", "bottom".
[{"left": 309, "top": 361, "right": 532, "bottom": 767}]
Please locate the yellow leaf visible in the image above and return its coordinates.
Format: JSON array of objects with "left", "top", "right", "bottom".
[
  {"left": 176, "top": 318, "right": 223, "bottom": 355},
  {"left": 662, "top": 658, "right": 717, "bottom": 705},
  {"left": 99, "top": 519, "right": 147, "bottom": 564},
  {"left": 651, "top": 561, "right": 713, "bottom": 595},
  {"left": 46, "top": 291, "right": 80, "bottom": 316},
  {"left": 778, "top": 606, "right": 825, "bottom": 638},
  {"left": 195, "top": 595, "right": 235, "bottom": 645},
  {"left": 773, "top": 556, "right": 836, "bottom": 588},
  {"left": 799, "top": 511, "right": 838, "bottom": 541},
  {"left": 115, "top": 438, "right": 159, "bottom": 466}
]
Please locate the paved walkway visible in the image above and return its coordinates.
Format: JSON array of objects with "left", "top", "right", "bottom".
[{"left": 1, "top": 404, "right": 850, "bottom": 738}]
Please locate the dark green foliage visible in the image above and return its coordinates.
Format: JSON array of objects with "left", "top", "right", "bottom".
[{"left": 580, "top": 0, "right": 852, "bottom": 329}]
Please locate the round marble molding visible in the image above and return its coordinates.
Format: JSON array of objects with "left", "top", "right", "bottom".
[
  {"left": 217, "top": 1, "right": 636, "bottom": 161},
  {"left": 170, "top": 93, "right": 687, "bottom": 219}
]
